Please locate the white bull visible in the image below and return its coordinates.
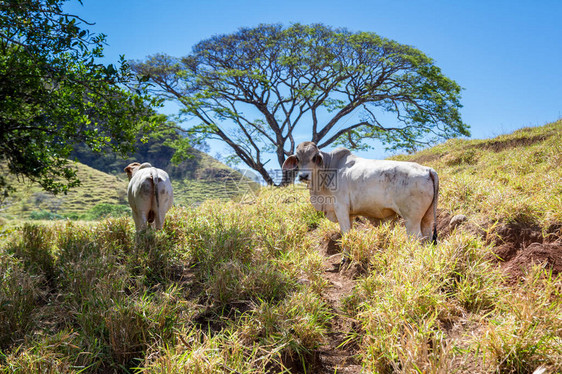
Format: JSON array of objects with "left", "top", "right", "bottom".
[
  {"left": 282, "top": 142, "right": 439, "bottom": 242},
  {"left": 124, "top": 162, "right": 173, "bottom": 231}
]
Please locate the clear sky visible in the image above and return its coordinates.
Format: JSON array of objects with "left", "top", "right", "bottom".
[{"left": 66, "top": 0, "right": 562, "bottom": 161}]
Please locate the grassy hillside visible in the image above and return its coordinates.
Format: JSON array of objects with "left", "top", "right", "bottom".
[
  {"left": 171, "top": 152, "right": 260, "bottom": 206},
  {"left": 0, "top": 162, "right": 129, "bottom": 220},
  {"left": 392, "top": 119, "right": 562, "bottom": 227},
  {"left": 0, "top": 151, "right": 258, "bottom": 220},
  {"left": 0, "top": 121, "right": 561, "bottom": 373}
]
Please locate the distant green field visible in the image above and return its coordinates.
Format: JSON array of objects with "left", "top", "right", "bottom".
[{"left": 173, "top": 178, "right": 258, "bottom": 207}]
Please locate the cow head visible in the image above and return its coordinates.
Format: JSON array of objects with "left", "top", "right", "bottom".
[
  {"left": 282, "top": 142, "right": 323, "bottom": 183},
  {"left": 124, "top": 162, "right": 142, "bottom": 180}
]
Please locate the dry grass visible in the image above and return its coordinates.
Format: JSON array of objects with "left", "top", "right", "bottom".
[
  {"left": 393, "top": 120, "right": 562, "bottom": 227},
  {"left": 1, "top": 121, "right": 561, "bottom": 373}
]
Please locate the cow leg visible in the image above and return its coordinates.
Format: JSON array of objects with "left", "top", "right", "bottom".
[
  {"left": 335, "top": 208, "right": 352, "bottom": 234},
  {"left": 334, "top": 206, "right": 353, "bottom": 266},
  {"left": 421, "top": 200, "right": 437, "bottom": 244},
  {"left": 421, "top": 214, "right": 435, "bottom": 241},
  {"left": 154, "top": 213, "right": 165, "bottom": 230},
  {"left": 404, "top": 218, "right": 422, "bottom": 238},
  {"left": 136, "top": 211, "right": 149, "bottom": 231},
  {"left": 131, "top": 210, "right": 144, "bottom": 231}
]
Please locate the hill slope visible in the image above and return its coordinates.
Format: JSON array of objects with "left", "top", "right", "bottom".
[
  {"left": 1, "top": 120, "right": 561, "bottom": 373},
  {"left": 0, "top": 162, "right": 129, "bottom": 220},
  {"left": 393, "top": 119, "right": 561, "bottom": 227},
  {"left": 1, "top": 150, "right": 257, "bottom": 219}
]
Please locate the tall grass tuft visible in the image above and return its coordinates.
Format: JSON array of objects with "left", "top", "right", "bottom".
[
  {"left": 343, "top": 225, "right": 507, "bottom": 372},
  {"left": 11, "top": 223, "right": 57, "bottom": 281},
  {"left": 0, "top": 254, "right": 43, "bottom": 349},
  {"left": 478, "top": 266, "right": 562, "bottom": 373}
]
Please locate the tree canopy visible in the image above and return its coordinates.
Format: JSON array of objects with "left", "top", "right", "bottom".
[
  {"left": 0, "top": 0, "right": 161, "bottom": 199},
  {"left": 133, "top": 23, "right": 469, "bottom": 185}
]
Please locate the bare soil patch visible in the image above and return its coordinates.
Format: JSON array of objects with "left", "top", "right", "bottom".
[
  {"left": 435, "top": 209, "right": 562, "bottom": 280},
  {"left": 310, "top": 231, "right": 362, "bottom": 374},
  {"left": 503, "top": 242, "right": 562, "bottom": 279},
  {"left": 435, "top": 209, "right": 483, "bottom": 239},
  {"left": 490, "top": 222, "right": 562, "bottom": 280}
]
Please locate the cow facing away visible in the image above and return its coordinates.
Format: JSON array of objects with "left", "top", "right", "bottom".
[
  {"left": 282, "top": 142, "right": 439, "bottom": 243},
  {"left": 124, "top": 162, "right": 173, "bottom": 231}
]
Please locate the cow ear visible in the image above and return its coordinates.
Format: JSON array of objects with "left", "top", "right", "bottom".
[
  {"left": 124, "top": 165, "right": 135, "bottom": 180},
  {"left": 282, "top": 155, "right": 299, "bottom": 171},
  {"left": 312, "top": 153, "right": 323, "bottom": 166}
]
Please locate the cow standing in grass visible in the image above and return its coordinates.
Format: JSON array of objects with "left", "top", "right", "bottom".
[
  {"left": 124, "top": 162, "right": 173, "bottom": 231},
  {"left": 282, "top": 142, "right": 439, "bottom": 244}
]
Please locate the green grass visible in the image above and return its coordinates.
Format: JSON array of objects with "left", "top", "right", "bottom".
[{"left": 1, "top": 121, "right": 561, "bottom": 373}]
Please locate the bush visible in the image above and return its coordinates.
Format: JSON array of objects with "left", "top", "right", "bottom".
[
  {"left": 84, "top": 203, "right": 130, "bottom": 220},
  {"left": 29, "top": 210, "right": 64, "bottom": 220}
]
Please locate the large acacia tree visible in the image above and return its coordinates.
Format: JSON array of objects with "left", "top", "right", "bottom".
[
  {"left": 0, "top": 0, "right": 160, "bottom": 199},
  {"left": 134, "top": 23, "right": 469, "bottom": 185}
]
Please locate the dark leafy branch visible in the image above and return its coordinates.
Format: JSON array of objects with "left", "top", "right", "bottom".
[{"left": 0, "top": 0, "right": 162, "bottom": 200}]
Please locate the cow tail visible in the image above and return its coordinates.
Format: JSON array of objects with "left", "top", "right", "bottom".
[
  {"left": 429, "top": 169, "right": 439, "bottom": 245},
  {"left": 151, "top": 168, "right": 160, "bottom": 209}
]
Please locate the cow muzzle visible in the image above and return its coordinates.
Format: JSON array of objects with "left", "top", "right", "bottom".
[{"left": 298, "top": 172, "right": 310, "bottom": 182}]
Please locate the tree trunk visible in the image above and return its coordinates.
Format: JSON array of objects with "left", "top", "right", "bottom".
[{"left": 254, "top": 164, "right": 275, "bottom": 186}]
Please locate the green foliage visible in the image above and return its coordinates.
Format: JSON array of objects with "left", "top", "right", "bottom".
[
  {"left": 0, "top": 0, "right": 162, "bottom": 199},
  {"left": 133, "top": 23, "right": 468, "bottom": 185},
  {"left": 29, "top": 210, "right": 65, "bottom": 220}
]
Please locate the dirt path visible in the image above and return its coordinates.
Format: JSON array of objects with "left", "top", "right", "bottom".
[{"left": 313, "top": 232, "right": 363, "bottom": 374}]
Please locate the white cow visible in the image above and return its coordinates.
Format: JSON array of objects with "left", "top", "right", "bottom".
[
  {"left": 282, "top": 142, "right": 439, "bottom": 243},
  {"left": 124, "top": 162, "right": 173, "bottom": 231}
]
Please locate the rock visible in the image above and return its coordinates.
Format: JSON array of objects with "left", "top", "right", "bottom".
[{"left": 450, "top": 214, "right": 468, "bottom": 229}]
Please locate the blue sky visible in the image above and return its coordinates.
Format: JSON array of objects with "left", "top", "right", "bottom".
[{"left": 66, "top": 0, "right": 562, "bottom": 161}]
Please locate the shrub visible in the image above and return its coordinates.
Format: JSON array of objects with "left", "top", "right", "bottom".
[
  {"left": 84, "top": 203, "right": 131, "bottom": 220},
  {"left": 29, "top": 210, "right": 64, "bottom": 220}
]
